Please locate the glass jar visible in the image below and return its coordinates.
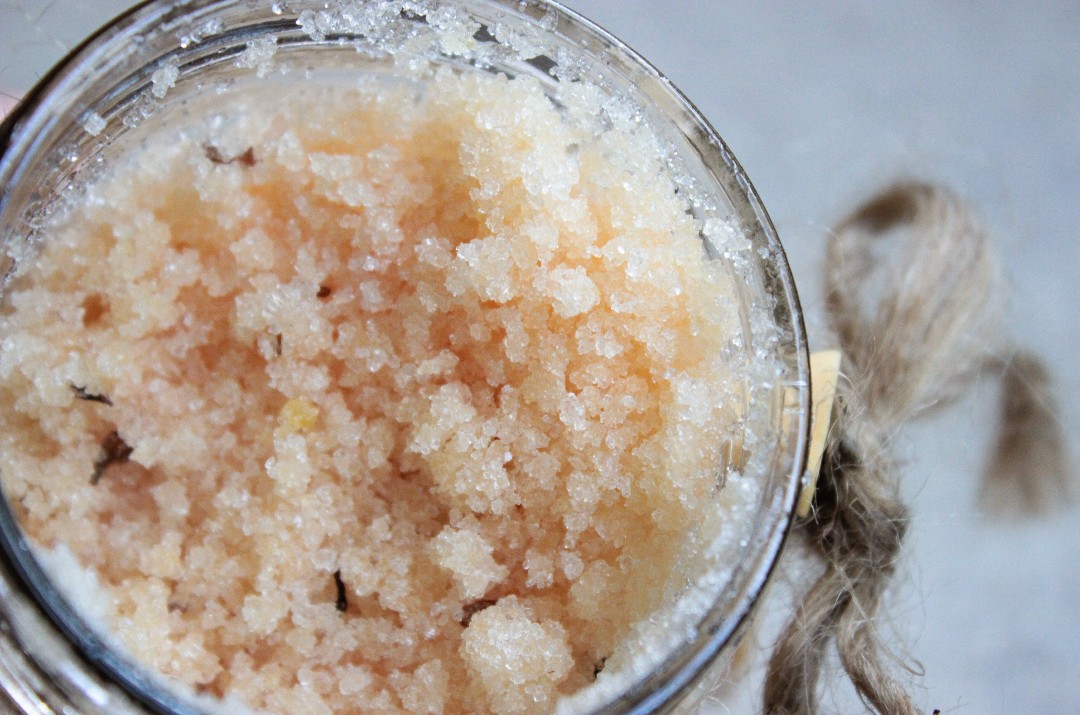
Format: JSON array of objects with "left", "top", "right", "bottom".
[{"left": 0, "top": 1, "right": 811, "bottom": 713}]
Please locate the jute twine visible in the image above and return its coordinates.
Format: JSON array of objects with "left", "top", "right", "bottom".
[{"left": 763, "top": 182, "right": 1074, "bottom": 714}]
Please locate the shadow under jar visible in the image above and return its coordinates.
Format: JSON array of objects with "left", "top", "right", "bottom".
[{"left": 0, "top": 2, "right": 810, "bottom": 714}]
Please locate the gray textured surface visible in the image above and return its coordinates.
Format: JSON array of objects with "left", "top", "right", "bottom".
[{"left": 2, "top": 2, "right": 1078, "bottom": 713}]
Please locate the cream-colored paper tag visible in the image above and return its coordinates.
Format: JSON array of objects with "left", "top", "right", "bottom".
[{"left": 797, "top": 350, "right": 842, "bottom": 518}]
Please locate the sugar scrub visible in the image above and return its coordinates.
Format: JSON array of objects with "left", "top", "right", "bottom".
[{"left": 0, "top": 47, "right": 766, "bottom": 715}]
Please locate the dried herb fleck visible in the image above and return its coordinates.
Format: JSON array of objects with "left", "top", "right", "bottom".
[
  {"left": 70, "top": 382, "right": 112, "bottom": 406},
  {"left": 333, "top": 569, "right": 348, "bottom": 613},
  {"left": 459, "top": 598, "right": 497, "bottom": 627},
  {"left": 274, "top": 333, "right": 283, "bottom": 357},
  {"left": 204, "top": 144, "right": 257, "bottom": 167},
  {"left": 593, "top": 656, "right": 607, "bottom": 679},
  {"left": 316, "top": 284, "right": 332, "bottom": 299},
  {"left": 90, "top": 430, "right": 133, "bottom": 485}
]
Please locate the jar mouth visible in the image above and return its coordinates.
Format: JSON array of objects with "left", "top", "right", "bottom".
[{"left": 0, "top": 2, "right": 811, "bottom": 714}]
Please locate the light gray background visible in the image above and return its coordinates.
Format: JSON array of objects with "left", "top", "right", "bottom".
[{"left": 2, "top": 2, "right": 1078, "bottom": 713}]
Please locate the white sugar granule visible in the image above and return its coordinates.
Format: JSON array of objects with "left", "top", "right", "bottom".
[
  {"left": 236, "top": 35, "right": 278, "bottom": 77},
  {"left": 150, "top": 62, "right": 179, "bottom": 99},
  {"left": 81, "top": 111, "right": 106, "bottom": 136},
  {"left": 0, "top": 67, "right": 758, "bottom": 715}
]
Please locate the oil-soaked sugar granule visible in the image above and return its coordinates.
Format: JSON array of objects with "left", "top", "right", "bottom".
[{"left": 0, "top": 69, "right": 752, "bottom": 714}]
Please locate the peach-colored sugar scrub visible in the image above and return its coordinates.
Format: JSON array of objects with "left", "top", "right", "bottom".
[{"left": 0, "top": 67, "right": 769, "bottom": 714}]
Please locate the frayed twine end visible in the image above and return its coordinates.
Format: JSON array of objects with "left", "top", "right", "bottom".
[{"left": 981, "top": 351, "right": 1076, "bottom": 517}]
